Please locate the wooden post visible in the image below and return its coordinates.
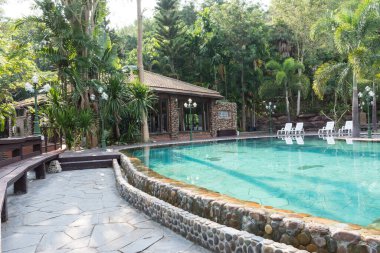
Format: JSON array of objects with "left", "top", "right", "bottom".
[
  {"left": 20, "top": 142, "right": 23, "bottom": 160},
  {"left": 14, "top": 173, "right": 27, "bottom": 194},
  {"left": 40, "top": 137, "right": 43, "bottom": 155},
  {"left": 45, "top": 134, "right": 48, "bottom": 153},
  {"left": 35, "top": 163, "right": 46, "bottom": 179},
  {"left": 1, "top": 195, "right": 8, "bottom": 222}
]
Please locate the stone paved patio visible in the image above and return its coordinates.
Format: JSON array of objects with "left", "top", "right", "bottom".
[{"left": 1, "top": 168, "right": 210, "bottom": 253}]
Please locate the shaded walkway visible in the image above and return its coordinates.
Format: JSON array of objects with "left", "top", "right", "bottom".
[{"left": 1, "top": 168, "right": 209, "bottom": 253}]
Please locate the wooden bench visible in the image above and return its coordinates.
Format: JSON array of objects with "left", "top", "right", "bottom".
[
  {"left": 0, "top": 149, "right": 63, "bottom": 222},
  {"left": 217, "top": 129, "right": 237, "bottom": 137}
]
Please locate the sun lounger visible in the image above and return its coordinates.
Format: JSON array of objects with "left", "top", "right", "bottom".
[
  {"left": 290, "top": 122, "right": 304, "bottom": 135},
  {"left": 318, "top": 121, "right": 335, "bottom": 135},
  {"left": 277, "top": 123, "right": 292, "bottom": 136},
  {"left": 338, "top": 121, "right": 352, "bottom": 136}
]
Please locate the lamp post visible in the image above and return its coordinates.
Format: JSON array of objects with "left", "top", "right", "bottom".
[
  {"left": 90, "top": 87, "right": 108, "bottom": 149},
  {"left": 358, "top": 86, "right": 375, "bottom": 138},
  {"left": 184, "top": 98, "right": 197, "bottom": 141},
  {"left": 25, "top": 75, "right": 51, "bottom": 136},
  {"left": 265, "top": 101, "right": 276, "bottom": 135}
]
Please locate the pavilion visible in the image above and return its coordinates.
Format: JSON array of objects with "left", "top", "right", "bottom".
[{"left": 141, "top": 71, "right": 237, "bottom": 140}]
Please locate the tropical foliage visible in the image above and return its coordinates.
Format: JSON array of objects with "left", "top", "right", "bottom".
[
  {"left": 126, "top": 80, "right": 157, "bottom": 142},
  {"left": 3, "top": 0, "right": 380, "bottom": 144}
]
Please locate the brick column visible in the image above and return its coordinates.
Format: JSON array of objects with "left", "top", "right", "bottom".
[
  {"left": 169, "top": 96, "right": 179, "bottom": 139},
  {"left": 210, "top": 101, "right": 237, "bottom": 137}
]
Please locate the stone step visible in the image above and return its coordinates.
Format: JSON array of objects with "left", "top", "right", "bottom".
[
  {"left": 59, "top": 159, "right": 113, "bottom": 171},
  {"left": 59, "top": 153, "right": 120, "bottom": 163}
]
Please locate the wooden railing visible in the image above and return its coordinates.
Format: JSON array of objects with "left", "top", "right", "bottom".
[{"left": 0, "top": 136, "right": 60, "bottom": 168}]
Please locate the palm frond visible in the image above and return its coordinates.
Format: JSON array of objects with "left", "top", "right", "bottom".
[
  {"left": 334, "top": 22, "right": 354, "bottom": 54},
  {"left": 313, "top": 62, "right": 348, "bottom": 100},
  {"left": 265, "top": 60, "right": 281, "bottom": 70},
  {"left": 283, "top": 58, "right": 296, "bottom": 73},
  {"left": 275, "top": 71, "right": 286, "bottom": 85}
]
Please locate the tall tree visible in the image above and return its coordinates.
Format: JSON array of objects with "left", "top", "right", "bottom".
[
  {"left": 270, "top": 0, "right": 338, "bottom": 116},
  {"left": 154, "top": 0, "right": 185, "bottom": 78},
  {"left": 312, "top": 0, "right": 380, "bottom": 137},
  {"left": 208, "top": 0, "right": 268, "bottom": 131},
  {"left": 30, "top": 0, "right": 123, "bottom": 147},
  {"left": 265, "top": 58, "right": 307, "bottom": 122},
  {"left": 137, "top": 0, "right": 144, "bottom": 83}
]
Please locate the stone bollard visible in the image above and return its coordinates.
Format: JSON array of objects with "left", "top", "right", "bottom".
[{"left": 47, "top": 160, "right": 62, "bottom": 173}]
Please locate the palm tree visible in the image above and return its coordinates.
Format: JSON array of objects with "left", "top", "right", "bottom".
[
  {"left": 312, "top": 0, "right": 380, "bottom": 137},
  {"left": 127, "top": 80, "right": 157, "bottom": 142},
  {"left": 265, "top": 58, "right": 306, "bottom": 122},
  {"left": 75, "top": 108, "right": 94, "bottom": 148},
  {"left": 312, "top": 62, "right": 352, "bottom": 124},
  {"left": 103, "top": 74, "right": 129, "bottom": 140}
]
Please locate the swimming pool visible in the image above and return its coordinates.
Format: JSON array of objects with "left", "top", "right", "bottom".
[{"left": 128, "top": 137, "right": 380, "bottom": 227}]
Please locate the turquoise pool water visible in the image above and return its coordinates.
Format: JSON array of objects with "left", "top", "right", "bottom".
[{"left": 128, "top": 137, "right": 380, "bottom": 227}]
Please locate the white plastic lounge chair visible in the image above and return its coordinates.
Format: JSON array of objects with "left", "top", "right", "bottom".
[
  {"left": 290, "top": 122, "right": 304, "bottom": 135},
  {"left": 284, "top": 137, "right": 293, "bottom": 145},
  {"left": 318, "top": 121, "right": 335, "bottom": 135},
  {"left": 295, "top": 136, "right": 304, "bottom": 145},
  {"left": 338, "top": 121, "right": 353, "bottom": 136},
  {"left": 277, "top": 123, "right": 293, "bottom": 136}
]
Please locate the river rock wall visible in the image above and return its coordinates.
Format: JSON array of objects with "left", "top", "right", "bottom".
[
  {"left": 113, "top": 158, "right": 308, "bottom": 253},
  {"left": 119, "top": 154, "right": 380, "bottom": 253}
]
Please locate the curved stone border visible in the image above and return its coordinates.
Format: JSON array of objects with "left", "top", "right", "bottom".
[
  {"left": 113, "top": 159, "right": 307, "bottom": 253},
  {"left": 119, "top": 154, "right": 380, "bottom": 253}
]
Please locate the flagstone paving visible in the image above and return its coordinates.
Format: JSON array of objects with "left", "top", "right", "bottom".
[{"left": 1, "top": 168, "right": 210, "bottom": 253}]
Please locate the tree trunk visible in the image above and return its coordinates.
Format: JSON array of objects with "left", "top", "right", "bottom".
[
  {"left": 241, "top": 63, "right": 246, "bottom": 132},
  {"left": 142, "top": 112, "right": 149, "bottom": 142},
  {"left": 169, "top": 58, "right": 177, "bottom": 79},
  {"left": 333, "top": 91, "right": 338, "bottom": 123},
  {"left": 285, "top": 86, "right": 291, "bottom": 122},
  {"left": 253, "top": 103, "right": 256, "bottom": 129},
  {"left": 214, "top": 65, "right": 217, "bottom": 90},
  {"left": 114, "top": 113, "right": 121, "bottom": 140},
  {"left": 352, "top": 72, "right": 360, "bottom": 137},
  {"left": 297, "top": 89, "right": 301, "bottom": 116},
  {"left": 296, "top": 57, "right": 303, "bottom": 116},
  {"left": 372, "top": 82, "right": 377, "bottom": 131},
  {"left": 224, "top": 65, "right": 228, "bottom": 98},
  {"left": 137, "top": 0, "right": 144, "bottom": 83}
]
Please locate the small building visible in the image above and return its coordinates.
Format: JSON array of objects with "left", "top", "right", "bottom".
[
  {"left": 6, "top": 96, "right": 48, "bottom": 138},
  {"left": 142, "top": 71, "right": 237, "bottom": 140},
  {"left": 8, "top": 71, "right": 238, "bottom": 141}
]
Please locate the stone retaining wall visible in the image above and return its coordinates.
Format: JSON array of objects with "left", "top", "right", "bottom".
[
  {"left": 151, "top": 131, "right": 213, "bottom": 142},
  {"left": 113, "top": 159, "right": 307, "bottom": 253},
  {"left": 119, "top": 154, "right": 380, "bottom": 253}
]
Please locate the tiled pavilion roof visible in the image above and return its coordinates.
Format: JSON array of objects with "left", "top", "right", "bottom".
[
  {"left": 142, "top": 71, "right": 223, "bottom": 99},
  {"left": 14, "top": 95, "right": 48, "bottom": 109},
  {"left": 15, "top": 70, "right": 223, "bottom": 109}
]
